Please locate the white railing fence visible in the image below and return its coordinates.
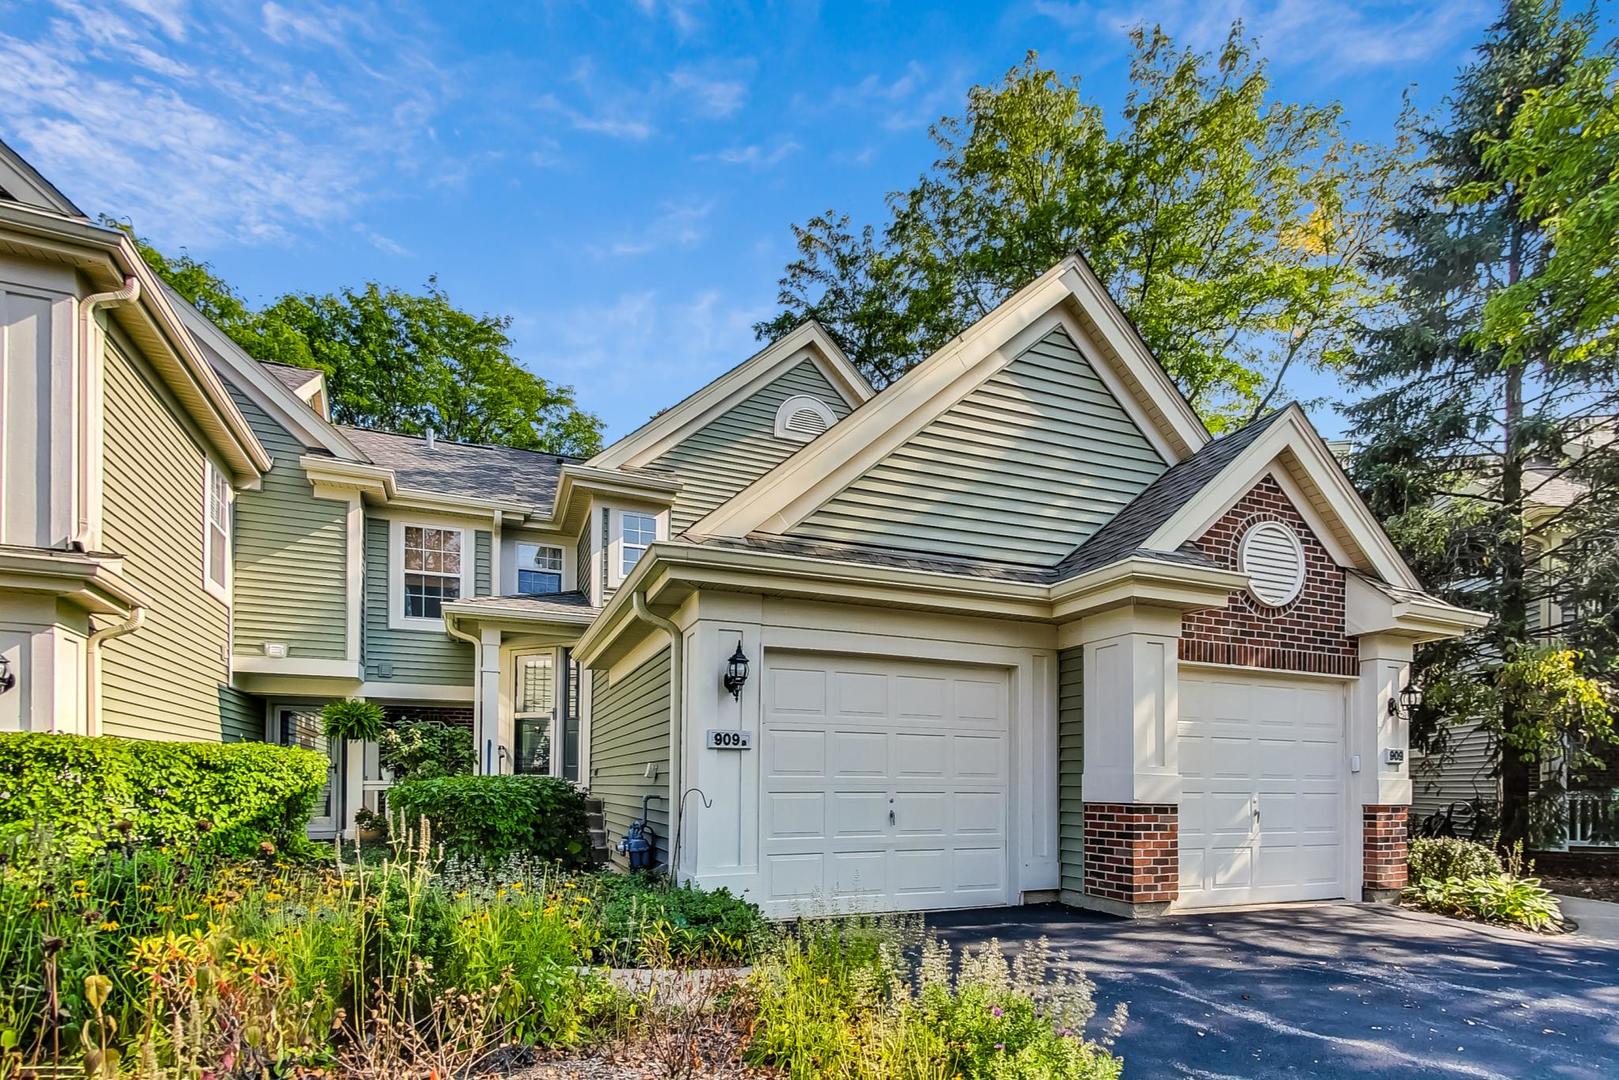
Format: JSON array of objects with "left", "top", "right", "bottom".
[{"left": 1566, "top": 789, "right": 1619, "bottom": 848}]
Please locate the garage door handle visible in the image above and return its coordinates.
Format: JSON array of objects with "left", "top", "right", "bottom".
[
  {"left": 889, "top": 809, "right": 896, "bottom": 826},
  {"left": 1252, "top": 795, "right": 1260, "bottom": 822}
]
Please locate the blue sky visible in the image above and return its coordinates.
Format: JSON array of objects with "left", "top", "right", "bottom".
[{"left": 0, "top": 0, "right": 1503, "bottom": 441}]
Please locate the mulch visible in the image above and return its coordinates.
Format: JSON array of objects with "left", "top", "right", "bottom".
[{"left": 1542, "top": 874, "right": 1619, "bottom": 903}]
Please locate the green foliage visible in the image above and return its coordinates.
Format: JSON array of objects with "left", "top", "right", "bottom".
[
  {"left": 591, "top": 871, "right": 768, "bottom": 966},
  {"left": 0, "top": 732, "right": 326, "bottom": 858},
  {"left": 388, "top": 775, "right": 590, "bottom": 865},
  {"left": 759, "top": 31, "right": 1405, "bottom": 427},
  {"left": 1409, "top": 837, "right": 1504, "bottom": 882},
  {"left": 746, "top": 917, "right": 1123, "bottom": 1079},
  {"left": 1403, "top": 873, "right": 1562, "bottom": 933},
  {"left": 377, "top": 720, "right": 474, "bottom": 781},
  {"left": 109, "top": 220, "right": 602, "bottom": 455},
  {"left": 320, "top": 698, "right": 384, "bottom": 743}
]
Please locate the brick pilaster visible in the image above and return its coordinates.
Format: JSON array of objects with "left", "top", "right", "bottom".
[
  {"left": 1083, "top": 802, "right": 1178, "bottom": 915},
  {"left": 1363, "top": 804, "right": 1409, "bottom": 899}
]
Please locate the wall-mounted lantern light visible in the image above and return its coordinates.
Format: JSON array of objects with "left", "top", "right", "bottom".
[
  {"left": 1387, "top": 680, "right": 1422, "bottom": 720},
  {"left": 723, "top": 643, "right": 749, "bottom": 701},
  {"left": 0, "top": 655, "right": 14, "bottom": 694}
]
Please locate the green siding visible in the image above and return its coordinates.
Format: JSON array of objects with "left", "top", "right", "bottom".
[
  {"left": 1058, "top": 646, "right": 1085, "bottom": 895},
  {"left": 219, "top": 686, "right": 264, "bottom": 742},
  {"left": 791, "top": 328, "right": 1166, "bottom": 566},
  {"left": 588, "top": 648, "right": 671, "bottom": 869},
  {"left": 98, "top": 342, "right": 235, "bottom": 742},
  {"left": 224, "top": 385, "right": 349, "bottom": 659},
  {"left": 645, "top": 360, "right": 854, "bottom": 533},
  {"left": 361, "top": 518, "right": 487, "bottom": 685},
  {"left": 575, "top": 524, "right": 592, "bottom": 604}
]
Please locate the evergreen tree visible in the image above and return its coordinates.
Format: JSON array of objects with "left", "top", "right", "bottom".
[{"left": 1346, "top": 0, "right": 1616, "bottom": 843}]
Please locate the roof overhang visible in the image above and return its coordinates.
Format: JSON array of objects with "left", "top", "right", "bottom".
[
  {"left": 1048, "top": 557, "right": 1247, "bottom": 622},
  {"left": 443, "top": 600, "right": 598, "bottom": 640},
  {"left": 1345, "top": 572, "right": 1491, "bottom": 644},
  {"left": 0, "top": 546, "right": 149, "bottom": 616},
  {"left": 0, "top": 203, "right": 270, "bottom": 484}
]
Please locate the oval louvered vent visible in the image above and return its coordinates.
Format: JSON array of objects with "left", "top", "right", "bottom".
[
  {"left": 773, "top": 394, "right": 838, "bottom": 443},
  {"left": 1239, "top": 521, "right": 1305, "bottom": 606}
]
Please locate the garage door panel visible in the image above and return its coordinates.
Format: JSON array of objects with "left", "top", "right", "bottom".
[
  {"left": 762, "top": 652, "right": 1010, "bottom": 916},
  {"left": 1179, "top": 673, "right": 1346, "bottom": 909}
]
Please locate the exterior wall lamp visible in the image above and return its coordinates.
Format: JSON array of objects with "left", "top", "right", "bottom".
[
  {"left": 723, "top": 643, "right": 749, "bottom": 701},
  {"left": 1388, "top": 680, "right": 1421, "bottom": 720},
  {"left": 0, "top": 654, "right": 14, "bottom": 694}
]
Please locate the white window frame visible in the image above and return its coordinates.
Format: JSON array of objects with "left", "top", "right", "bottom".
[
  {"left": 203, "top": 459, "right": 231, "bottom": 603},
  {"left": 609, "top": 508, "right": 663, "bottom": 586},
  {"left": 389, "top": 518, "right": 475, "bottom": 630},
  {"left": 515, "top": 542, "right": 566, "bottom": 596}
]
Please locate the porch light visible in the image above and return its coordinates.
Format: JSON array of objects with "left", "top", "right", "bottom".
[
  {"left": 723, "top": 643, "right": 749, "bottom": 701},
  {"left": 1388, "top": 680, "right": 1422, "bottom": 720},
  {"left": 0, "top": 655, "right": 12, "bottom": 694}
]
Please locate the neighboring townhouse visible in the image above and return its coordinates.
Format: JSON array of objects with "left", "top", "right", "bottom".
[{"left": 3, "top": 145, "right": 1492, "bottom": 918}]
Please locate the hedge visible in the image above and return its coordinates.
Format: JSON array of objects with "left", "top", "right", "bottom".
[
  {"left": 1408, "top": 836, "right": 1504, "bottom": 882},
  {"left": 0, "top": 732, "right": 329, "bottom": 858},
  {"left": 388, "top": 774, "right": 592, "bottom": 865}
]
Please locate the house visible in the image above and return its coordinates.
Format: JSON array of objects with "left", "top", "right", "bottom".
[{"left": 0, "top": 142, "right": 1488, "bottom": 916}]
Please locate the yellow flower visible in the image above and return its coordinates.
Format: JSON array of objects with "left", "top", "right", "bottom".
[
  {"left": 817, "top": 976, "right": 829, "bottom": 985},
  {"left": 155, "top": 905, "right": 175, "bottom": 914},
  {"left": 32, "top": 899, "right": 49, "bottom": 911},
  {"left": 182, "top": 913, "right": 200, "bottom": 922},
  {"left": 265, "top": 892, "right": 284, "bottom": 902},
  {"left": 562, "top": 882, "right": 576, "bottom": 889},
  {"left": 99, "top": 920, "right": 120, "bottom": 931}
]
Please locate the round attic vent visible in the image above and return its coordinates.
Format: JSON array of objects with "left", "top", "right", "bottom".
[
  {"left": 1239, "top": 521, "right": 1305, "bottom": 606},
  {"left": 773, "top": 394, "right": 837, "bottom": 443}
]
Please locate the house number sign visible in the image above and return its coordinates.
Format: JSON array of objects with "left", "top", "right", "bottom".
[{"left": 705, "top": 729, "right": 752, "bottom": 750}]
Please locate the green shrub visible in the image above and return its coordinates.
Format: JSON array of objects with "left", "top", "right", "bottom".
[
  {"left": 321, "top": 698, "right": 384, "bottom": 742},
  {"left": 0, "top": 733, "right": 327, "bottom": 858},
  {"left": 388, "top": 774, "right": 591, "bottom": 865},
  {"left": 591, "top": 871, "right": 767, "bottom": 965},
  {"left": 377, "top": 720, "right": 474, "bottom": 781},
  {"left": 1409, "top": 837, "right": 1503, "bottom": 882},
  {"left": 1403, "top": 874, "right": 1562, "bottom": 932}
]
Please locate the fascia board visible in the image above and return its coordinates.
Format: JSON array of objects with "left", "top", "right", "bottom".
[
  {"left": 1143, "top": 407, "right": 1423, "bottom": 590},
  {"left": 1048, "top": 558, "right": 1245, "bottom": 621},
  {"left": 0, "top": 140, "right": 84, "bottom": 216},
  {"left": 587, "top": 323, "right": 872, "bottom": 471},
  {"left": 299, "top": 455, "right": 394, "bottom": 499},
  {"left": 442, "top": 604, "right": 596, "bottom": 628}
]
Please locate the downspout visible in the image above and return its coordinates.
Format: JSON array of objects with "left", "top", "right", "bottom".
[
  {"left": 443, "top": 613, "right": 491, "bottom": 772},
  {"left": 76, "top": 276, "right": 141, "bottom": 549},
  {"left": 630, "top": 591, "right": 683, "bottom": 878},
  {"left": 85, "top": 606, "right": 144, "bottom": 735}
]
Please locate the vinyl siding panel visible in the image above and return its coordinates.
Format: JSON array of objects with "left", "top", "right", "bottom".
[
  {"left": 218, "top": 686, "right": 264, "bottom": 743},
  {"left": 1058, "top": 646, "right": 1085, "bottom": 894},
  {"left": 792, "top": 328, "right": 1166, "bottom": 566},
  {"left": 361, "top": 518, "right": 486, "bottom": 685},
  {"left": 1411, "top": 719, "right": 1498, "bottom": 821},
  {"left": 98, "top": 342, "right": 235, "bottom": 742},
  {"left": 574, "top": 524, "right": 591, "bottom": 603},
  {"left": 224, "top": 385, "right": 349, "bottom": 659},
  {"left": 645, "top": 360, "right": 853, "bottom": 533},
  {"left": 588, "top": 648, "right": 670, "bottom": 869}
]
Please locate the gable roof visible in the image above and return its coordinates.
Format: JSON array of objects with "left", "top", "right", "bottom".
[
  {"left": 587, "top": 320, "right": 873, "bottom": 471},
  {"left": 0, "top": 138, "right": 85, "bottom": 218},
  {"left": 262, "top": 361, "right": 323, "bottom": 395},
  {"left": 339, "top": 426, "right": 576, "bottom": 516},
  {"left": 688, "top": 257, "right": 1211, "bottom": 541},
  {"left": 1053, "top": 408, "right": 1291, "bottom": 579}
]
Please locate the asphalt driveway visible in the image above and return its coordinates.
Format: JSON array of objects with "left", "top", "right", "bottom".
[{"left": 929, "top": 903, "right": 1619, "bottom": 1079}]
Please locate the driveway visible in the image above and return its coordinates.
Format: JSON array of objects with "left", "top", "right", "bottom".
[{"left": 929, "top": 903, "right": 1619, "bottom": 1079}]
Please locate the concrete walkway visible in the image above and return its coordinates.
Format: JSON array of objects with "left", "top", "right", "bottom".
[
  {"left": 1559, "top": 894, "right": 1619, "bottom": 944},
  {"left": 931, "top": 901, "right": 1619, "bottom": 1080}
]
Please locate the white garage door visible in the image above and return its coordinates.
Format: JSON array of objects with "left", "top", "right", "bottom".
[
  {"left": 760, "top": 652, "right": 1010, "bottom": 917},
  {"left": 1178, "top": 672, "right": 1347, "bottom": 909}
]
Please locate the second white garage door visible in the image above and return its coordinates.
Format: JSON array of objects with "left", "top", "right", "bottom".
[
  {"left": 760, "top": 652, "right": 1010, "bottom": 917},
  {"left": 1178, "top": 672, "right": 1348, "bottom": 909}
]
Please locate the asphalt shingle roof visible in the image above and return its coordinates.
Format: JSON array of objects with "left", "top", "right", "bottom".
[
  {"left": 339, "top": 426, "right": 576, "bottom": 516},
  {"left": 261, "top": 361, "right": 321, "bottom": 394},
  {"left": 448, "top": 591, "right": 599, "bottom": 619}
]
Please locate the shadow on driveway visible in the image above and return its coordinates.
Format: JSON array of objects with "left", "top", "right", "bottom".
[{"left": 928, "top": 902, "right": 1619, "bottom": 1079}]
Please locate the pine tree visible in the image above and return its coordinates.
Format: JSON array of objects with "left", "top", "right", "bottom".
[{"left": 1347, "top": 0, "right": 1616, "bottom": 844}]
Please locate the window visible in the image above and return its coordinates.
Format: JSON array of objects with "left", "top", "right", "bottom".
[
  {"left": 204, "top": 460, "right": 230, "bottom": 598},
  {"left": 1239, "top": 521, "right": 1305, "bottom": 606},
  {"left": 403, "top": 526, "right": 462, "bottom": 619},
  {"left": 621, "top": 512, "right": 657, "bottom": 576},
  {"left": 516, "top": 543, "right": 564, "bottom": 595}
]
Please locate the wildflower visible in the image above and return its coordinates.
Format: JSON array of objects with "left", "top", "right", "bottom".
[
  {"left": 182, "top": 913, "right": 201, "bottom": 922},
  {"left": 99, "top": 921, "right": 120, "bottom": 932},
  {"left": 156, "top": 905, "right": 175, "bottom": 914},
  {"left": 32, "top": 899, "right": 49, "bottom": 910},
  {"left": 818, "top": 976, "right": 829, "bottom": 985},
  {"left": 991, "top": 1006, "right": 1003, "bottom": 1018}
]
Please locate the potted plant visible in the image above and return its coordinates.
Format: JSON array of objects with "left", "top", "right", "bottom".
[
  {"left": 321, "top": 698, "right": 384, "bottom": 744},
  {"left": 353, "top": 805, "right": 387, "bottom": 843}
]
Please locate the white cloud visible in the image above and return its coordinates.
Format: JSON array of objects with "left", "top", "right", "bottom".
[
  {"left": 629, "top": 0, "right": 703, "bottom": 38},
  {"left": 668, "top": 62, "right": 751, "bottom": 118},
  {"left": 707, "top": 139, "right": 801, "bottom": 168},
  {"left": 1029, "top": 0, "right": 1489, "bottom": 68},
  {"left": 585, "top": 200, "right": 712, "bottom": 258},
  {"left": 827, "top": 61, "right": 973, "bottom": 131},
  {"left": 0, "top": 0, "right": 456, "bottom": 248}
]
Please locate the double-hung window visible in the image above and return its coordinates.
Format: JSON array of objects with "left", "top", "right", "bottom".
[
  {"left": 204, "top": 461, "right": 230, "bottom": 599},
  {"left": 621, "top": 512, "right": 657, "bottom": 576},
  {"left": 516, "top": 543, "right": 564, "bottom": 595},
  {"left": 403, "top": 526, "right": 462, "bottom": 619}
]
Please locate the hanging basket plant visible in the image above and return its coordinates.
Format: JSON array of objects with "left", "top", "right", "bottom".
[{"left": 321, "top": 698, "right": 385, "bottom": 743}]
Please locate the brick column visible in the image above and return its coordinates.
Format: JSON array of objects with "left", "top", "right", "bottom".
[
  {"left": 1083, "top": 803, "right": 1178, "bottom": 917},
  {"left": 1363, "top": 805, "right": 1409, "bottom": 901}
]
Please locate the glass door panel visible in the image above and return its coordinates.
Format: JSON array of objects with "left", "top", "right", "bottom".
[
  {"left": 513, "top": 651, "right": 556, "bottom": 775},
  {"left": 278, "top": 706, "right": 339, "bottom": 837}
]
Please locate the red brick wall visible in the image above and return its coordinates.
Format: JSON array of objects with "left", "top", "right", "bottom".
[
  {"left": 1363, "top": 805, "right": 1409, "bottom": 891},
  {"left": 1084, "top": 803, "right": 1178, "bottom": 905},
  {"left": 1181, "top": 476, "right": 1359, "bottom": 676}
]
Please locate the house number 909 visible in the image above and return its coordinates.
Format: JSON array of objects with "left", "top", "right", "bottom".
[{"left": 705, "top": 729, "right": 752, "bottom": 750}]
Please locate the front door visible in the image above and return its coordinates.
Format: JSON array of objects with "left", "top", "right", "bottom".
[
  {"left": 276, "top": 705, "right": 341, "bottom": 838},
  {"left": 513, "top": 651, "right": 557, "bottom": 775}
]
